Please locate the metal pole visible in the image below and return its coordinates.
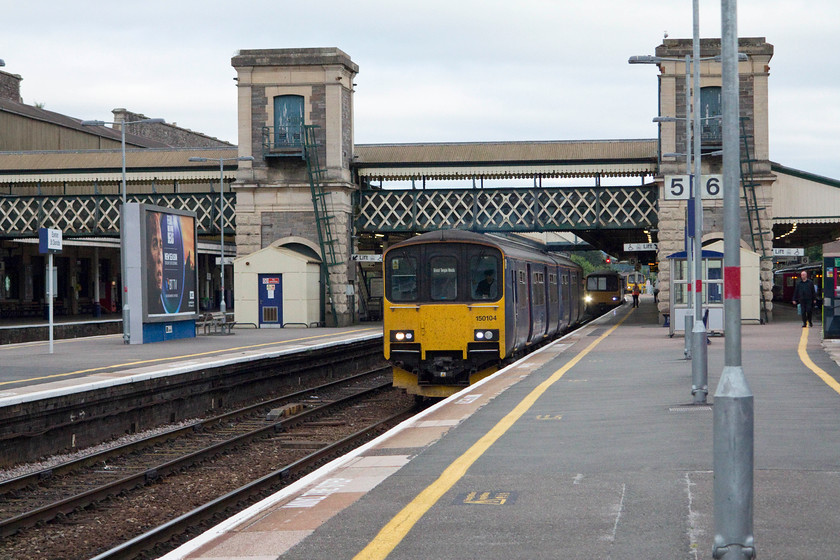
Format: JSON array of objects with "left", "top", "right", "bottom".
[
  {"left": 120, "top": 124, "right": 130, "bottom": 344},
  {"left": 691, "top": 0, "right": 708, "bottom": 402},
  {"left": 48, "top": 253, "right": 54, "bottom": 354},
  {"left": 684, "top": 55, "right": 694, "bottom": 360},
  {"left": 93, "top": 246, "right": 101, "bottom": 318},
  {"left": 219, "top": 160, "right": 226, "bottom": 319},
  {"left": 713, "top": 0, "right": 755, "bottom": 557}
]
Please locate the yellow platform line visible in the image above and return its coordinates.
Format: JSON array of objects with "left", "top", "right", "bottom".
[
  {"left": 797, "top": 327, "right": 840, "bottom": 396},
  {"left": 353, "top": 313, "right": 631, "bottom": 560},
  {"left": 0, "top": 328, "right": 380, "bottom": 387}
]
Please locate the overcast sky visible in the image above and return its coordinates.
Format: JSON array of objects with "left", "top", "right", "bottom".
[{"left": 3, "top": 0, "right": 838, "bottom": 179}]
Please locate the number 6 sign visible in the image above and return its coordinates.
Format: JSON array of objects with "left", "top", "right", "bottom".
[{"left": 664, "top": 175, "right": 724, "bottom": 200}]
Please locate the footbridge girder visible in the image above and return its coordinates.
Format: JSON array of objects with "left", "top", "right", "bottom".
[
  {"left": 355, "top": 184, "right": 658, "bottom": 255},
  {"left": 0, "top": 193, "right": 233, "bottom": 238}
]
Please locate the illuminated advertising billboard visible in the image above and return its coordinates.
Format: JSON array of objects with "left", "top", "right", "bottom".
[{"left": 141, "top": 205, "right": 198, "bottom": 321}]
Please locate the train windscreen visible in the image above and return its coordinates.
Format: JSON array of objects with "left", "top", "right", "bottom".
[
  {"left": 430, "top": 256, "right": 458, "bottom": 301},
  {"left": 388, "top": 256, "right": 418, "bottom": 302},
  {"left": 387, "top": 243, "right": 502, "bottom": 303},
  {"left": 587, "top": 275, "right": 619, "bottom": 292},
  {"left": 470, "top": 254, "right": 500, "bottom": 300}
]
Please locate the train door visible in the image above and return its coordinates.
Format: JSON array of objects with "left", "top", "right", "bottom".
[
  {"left": 547, "top": 269, "right": 559, "bottom": 336},
  {"left": 508, "top": 262, "right": 518, "bottom": 350},
  {"left": 258, "top": 274, "right": 282, "bottom": 328},
  {"left": 532, "top": 265, "right": 547, "bottom": 341},
  {"left": 513, "top": 264, "right": 529, "bottom": 349},
  {"left": 570, "top": 271, "right": 580, "bottom": 321},
  {"left": 561, "top": 268, "right": 570, "bottom": 327}
]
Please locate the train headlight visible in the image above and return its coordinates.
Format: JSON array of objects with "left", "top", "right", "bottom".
[
  {"left": 584, "top": 295, "right": 592, "bottom": 303},
  {"left": 390, "top": 330, "right": 414, "bottom": 342},
  {"left": 474, "top": 329, "right": 499, "bottom": 341}
]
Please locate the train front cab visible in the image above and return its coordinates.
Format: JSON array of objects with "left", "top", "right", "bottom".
[
  {"left": 384, "top": 241, "right": 507, "bottom": 398},
  {"left": 584, "top": 270, "right": 624, "bottom": 313}
]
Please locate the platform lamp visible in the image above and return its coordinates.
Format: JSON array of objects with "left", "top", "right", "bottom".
[
  {"left": 629, "top": 53, "right": 695, "bottom": 361},
  {"left": 81, "top": 117, "right": 165, "bottom": 343},
  {"left": 630, "top": 50, "right": 747, "bottom": 404},
  {"left": 189, "top": 156, "right": 254, "bottom": 320}
]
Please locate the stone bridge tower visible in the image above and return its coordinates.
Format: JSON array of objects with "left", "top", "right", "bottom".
[
  {"left": 654, "top": 37, "right": 775, "bottom": 321},
  {"left": 231, "top": 48, "right": 358, "bottom": 326}
]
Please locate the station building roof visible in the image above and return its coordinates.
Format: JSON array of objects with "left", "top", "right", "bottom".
[
  {"left": 0, "top": 146, "right": 241, "bottom": 184},
  {"left": 353, "top": 139, "right": 658, "bottom": 180}
]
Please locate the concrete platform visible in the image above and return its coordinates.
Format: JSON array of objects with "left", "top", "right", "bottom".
[
  {"left": 161, "top": 295, "right": 840, "bottom": 560},
  {"left": 0, "top": 324, "right": 383, "bottom": 405}
]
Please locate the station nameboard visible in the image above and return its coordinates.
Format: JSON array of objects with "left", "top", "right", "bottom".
[{"left": 38, "top": 227, "right": 63, "bottom": 254}]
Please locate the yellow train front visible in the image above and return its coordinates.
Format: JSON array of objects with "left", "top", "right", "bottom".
[
  {"left": 584, "top": 270, "right": 625, "bottom": 314},
  {"left": 383, "top": 230, "right": 583, "bottom": 398},
  {"left": 624, "top": 270, "right": 646, "bottom": 293}
]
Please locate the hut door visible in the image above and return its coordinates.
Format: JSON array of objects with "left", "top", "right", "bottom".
[{"left": 258, "top": 274, "right": 282, "bottom": 328}]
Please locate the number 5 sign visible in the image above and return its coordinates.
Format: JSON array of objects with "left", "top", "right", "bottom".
[{"left": 664, "top": 175, "right": 724, "bottom": 200}]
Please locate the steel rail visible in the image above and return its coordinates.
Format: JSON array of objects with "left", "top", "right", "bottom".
[
  {"left": 0, "top": 366, "right": 387, "bottom": 496},
  {"left": 0, "top": 371, "right": 390, "bottom": 538}
]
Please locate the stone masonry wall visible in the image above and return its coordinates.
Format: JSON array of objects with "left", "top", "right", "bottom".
[
  {"left": 0, "top": 71, "right": 22, "bottom": 102},
  {"left": 111, "top": 109, "right": 233, "bottom": 148}
]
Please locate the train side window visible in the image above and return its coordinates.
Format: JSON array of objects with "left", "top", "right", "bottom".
[
  {"left": 470, "top": 255, "right": 500, "bottom": 300},
  {"left": 388, "top": 256, "right": 418, "bottom": 302},
  {"left": 430, "top": 256, "right": 458, "bottom": 301},
  {"left": 549, "top": 273, "right": 558, "bottom": 304},
  {"left": 533, "top": 271, "right": 545, "bottom": 305}
]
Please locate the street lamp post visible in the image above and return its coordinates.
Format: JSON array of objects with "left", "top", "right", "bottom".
[
  {"left": 81, "top": 117, "right": 164, "bottom": 343},
  {"left": 189, "top": 156, "right": 254, "bottom": 320},
  {"left": 688, "top": 0, "right": 709, "bottom": 403},
  {"left": 630, "top": 53, "right": 695, "bottom": 363},
  {"left": 631, "top": 49, "right": 747, "bottom": 404},
  {"left": 714, "top": 1, "right": 755, "bottom": 557}
]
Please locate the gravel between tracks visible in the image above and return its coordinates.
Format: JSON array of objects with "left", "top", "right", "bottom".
[{"left": 0, "top": 388, "right": 415, "bottom": 560}]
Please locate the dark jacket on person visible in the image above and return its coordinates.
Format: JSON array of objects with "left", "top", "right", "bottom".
[{"left": 792, "top": 279, "right": 817, "bottom": 311}]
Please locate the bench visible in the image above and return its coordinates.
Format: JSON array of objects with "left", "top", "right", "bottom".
[{"left": 197, "top": 312, "right": 235, "bottom": 335}]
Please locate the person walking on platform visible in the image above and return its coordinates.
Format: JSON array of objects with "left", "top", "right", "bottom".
[
  {"left": 632, "top": 283, "right": 641, "bottom": 308},
  {"left": 792, "top": 270, "right": 817, "bottom": 328}
]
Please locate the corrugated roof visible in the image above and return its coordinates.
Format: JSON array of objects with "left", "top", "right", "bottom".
[
  {"left": 0, "top": 98, "right": 170, "bottom": 148},
  {"left": 0, "top": 147, "right": 242, "bottom": 183},
  {"left": 353, "top": 139, "right": 658, "bottom": 179},
  {"left": 354, "top": 139, "right": 658, "bottom": 164}
]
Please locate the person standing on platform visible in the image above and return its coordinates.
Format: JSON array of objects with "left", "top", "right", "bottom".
[
  {"left": 792, "top": 270, "right": 817, "bottom": 328},
  {"left": 632, "top": 283, "right": 641, "bottom": 308}
]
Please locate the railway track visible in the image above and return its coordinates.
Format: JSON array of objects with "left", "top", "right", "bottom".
[{"left": 0, "top": 368, "right": 417, "bottom": 559}]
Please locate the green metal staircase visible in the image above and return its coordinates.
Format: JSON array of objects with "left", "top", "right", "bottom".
[
  {"left": 302, "top": 124, "right": 341, "bottom": 326},
  {"left": 739, "top": 117, "right": 771, "bottom": 324}
]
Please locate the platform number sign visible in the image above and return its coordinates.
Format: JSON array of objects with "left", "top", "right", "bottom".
[{"left": 664, "top": 175, "right": 724, "bottom": 200}]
